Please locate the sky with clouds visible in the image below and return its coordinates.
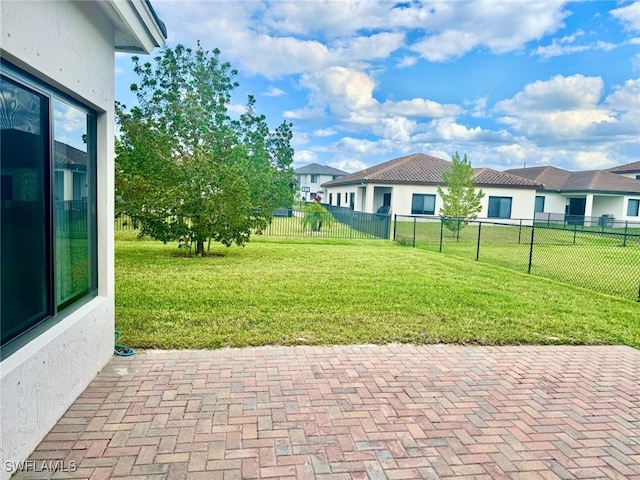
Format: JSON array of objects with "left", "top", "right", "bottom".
[{"left": 115, "top": 0, "right": 640, "bottom": 173}]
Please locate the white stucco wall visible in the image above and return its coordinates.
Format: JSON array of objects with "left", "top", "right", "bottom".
[
  {"left": 0, "top": 2, "right": 160, "bottom": 477},
  {"left": 591, "top": 195, "right": 624, "bottom": 218},
  {"left": 325, "top": 183, "right": 538, "bottom": 222},
  {"left": 535, "top": 192, "right": 567, "bottom": 216},
  {"left": 298, "top": 173, "right": 343, "bottom": 199}
]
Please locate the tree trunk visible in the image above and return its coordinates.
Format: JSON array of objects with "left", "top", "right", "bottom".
[{"left": 196, "top": 239, "right": 205, "bottom": 256}]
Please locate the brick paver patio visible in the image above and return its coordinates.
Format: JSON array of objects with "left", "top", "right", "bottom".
[{"left": 12, "top": 345, "right": 640, "bottom": 479}]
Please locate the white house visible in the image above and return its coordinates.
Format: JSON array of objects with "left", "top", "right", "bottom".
[
  {"left": 505, "top": 166, "right": 640, "bottom": 225},
  {"left": 322, "top": 153, "right": 541, "bottom": 223},
  {"left": 606, "top": 161, "right": 640, "bottom": 181},
  {"left": 0, "top": 2, "right": 165, "bottom": 477},
  {"left": 295, "top": 163, "right": 347, "bottom": 201}
]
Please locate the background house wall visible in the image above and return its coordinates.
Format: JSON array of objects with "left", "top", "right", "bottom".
[
  {"left": 325, "top": 183, "right": 538, "bottom": 222},
  {"left": 0, "top": 3, "right": 161, "bottom": 477}
]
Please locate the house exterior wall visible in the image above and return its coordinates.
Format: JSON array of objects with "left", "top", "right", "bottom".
[
  {"left": 324, "top": 183, "right": 538, "bottom": 222},
  {"left": 0, "top": 3, "right": 159, "bottom": 477},
  {"left": 298, "top": 173, "right": 342, "bottom": 200},
  {"left": 591, "top": 196, "right": 624, "bottom": 218},
  {"left": 535, "top": 192, "right": 567, "bottom": 215},
  {"left": 614, "top": 172, "right": 640, "bottom": 180}
]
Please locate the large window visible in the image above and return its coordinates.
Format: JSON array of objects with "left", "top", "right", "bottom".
[
  {"left": 628, "top": 199, "right": 640, "bottom": 217},
  {"left": 411, "top": 194, "right": 436, "bottom": 215},
  {"left": 535, "top": 196, "right": 545, "bottom": 213},
  {"left": 310, "top": 174, "right": 318, "bottom": 183},
  {"left": 488, "top": 196, "right": 512, "bottom": 219},
  {"left": 1, "top": 62, "right": 97, "bottom": 349}
]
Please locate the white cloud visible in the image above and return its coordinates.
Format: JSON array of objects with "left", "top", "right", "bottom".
[
  {"left": 611, "top": 1, "right": 640, "bottom": 31},
  {"left": 396, "top": 56, "right": 418, "bottom": 69},
  {"left": 263, "top": 87, "right": 286, "bottom": 97},
  {"left": 605, "top": 78, "right": 640, "bottom": 111},
  {"left": 534, "top": 30, "right": 620, "bottom": 59},
  {"left": 313, "top": 128, "right": 337, "bottom": 137},
  {"left": 293, "top": 150, "right": 317, "bottom": 164},
  {"left": 328, "top": 158, "right": 368, "bottom": 173},
  {"left": 410, "top": 1, "right": 569, "bottom": 61}
]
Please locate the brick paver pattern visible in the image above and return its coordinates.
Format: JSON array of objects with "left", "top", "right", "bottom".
[{"left": 13, "top": 345, "right": 640, "bottom": 479}]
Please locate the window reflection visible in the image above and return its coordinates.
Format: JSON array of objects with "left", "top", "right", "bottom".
[{"left": 53, "top": 99, "right": 90, "bottom": 309}]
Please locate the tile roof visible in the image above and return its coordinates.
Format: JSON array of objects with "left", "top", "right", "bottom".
[
  {"left": 605, "top": 161, "right": 640, "bottom": 174},
  {"left": 323, "top": 153, "right": 540, "bottom": 188},
  {"left": 295, "top": 163, "right": 348, "bottom": 176},
  {"left": 505, "top": 166, "right": 640, "bottom": 194}
]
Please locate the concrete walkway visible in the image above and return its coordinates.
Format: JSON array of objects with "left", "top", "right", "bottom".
[{"left": 13, "top": 345, "right": 640, "bottom": 479}]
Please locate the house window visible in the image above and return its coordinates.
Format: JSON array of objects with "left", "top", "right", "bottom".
[
  {"left": 488, "top": 196, "right": 512, "bottom": 219},
  {"left": 337, "top": 193, "right": 341, "bottom": 206},
  {"left": 628, "top": 199, "right": 640, "bottom": 217},
  {"left": 636, "top": 175, "right": 640, "bottom": 180},
  {"left": 535, "top": 196, "right": 545, "bottom": 213},
  {"left": 332, "top": 175, "right": 340, "bottom": 180},
  {"left": 1, "top": 63, "right": 97, "bottom": 349},
  {"left": 411, "top": 194, "right": 436, "bottom": 215},
  {"left": 329, "top": 193, "right": 333, "bottom": 205},
  {"left": 310, "top": 174, "right": 318, "bottom": 183},
  {"left": 349, "top": 192, "right": 355, "bottom": 210}
]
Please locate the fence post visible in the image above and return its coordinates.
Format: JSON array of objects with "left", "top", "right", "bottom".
[
  {"left": 456, "top": 217, "right": 461, "bottom": 242},
  {"left": 573, "top": 223, "right": 577, "bottom": 245},
  {"left": 623, "top": 221, "right": 628, "bottom": 247},
  {"left": 476, "top": 222, "right": 482, "bottom": 261},
  {"left": 528, "top": 225, "right": 535, "bottom": 274},
  {"left": 518, "top": 219, "right": 522, "bottom": 244},
  {"left": 393, "top": 214, "right": 397, "bottom": 240},
  {"left": 412, "top": 217, "right": 417, "bottom": 248},
  {"left": 439, "top": 217, "right": 444, "bottom": 252}
]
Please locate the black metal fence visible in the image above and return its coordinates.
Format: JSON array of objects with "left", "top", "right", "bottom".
[
  {"left": 394, "top": 215, "right": 640, "bottom": 301},
  {"left": 115, "top": 206, "right": 391, "bottom": 240}
]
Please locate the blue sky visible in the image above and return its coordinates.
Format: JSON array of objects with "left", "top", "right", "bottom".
[{"left": 115, "top": 0, "right": 640, "bottom": 173}]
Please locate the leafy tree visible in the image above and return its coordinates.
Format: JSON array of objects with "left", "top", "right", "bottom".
[
  {"left": 437, "top": 152, "right": 484, "bottom": 236},
  {"left": 301, "top": 203, "right": 333, "bottom": 232},
  {"left": 115, "top": 43, "right": 295, "bottom": 255}
]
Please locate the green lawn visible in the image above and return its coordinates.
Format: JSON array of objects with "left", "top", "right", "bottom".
[
  {"left": 395, "top": 220, "right": 640, "bottom": 300},
  {"left": 115, "top": 233, "right": 640, "bottom": 349}
]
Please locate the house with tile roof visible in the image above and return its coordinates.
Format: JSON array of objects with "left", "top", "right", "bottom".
[
  {"left": 505, "top": 165, "right": 640, "bottom": 224},
  {"left": 295, "top": 163, "right": 348, "bottom": 201},
  {"left": 605, "top": 161, "right": 640, "bottom": 181},
  {"left": 322, "top": 153, "right": 541, "bottom": 222}
]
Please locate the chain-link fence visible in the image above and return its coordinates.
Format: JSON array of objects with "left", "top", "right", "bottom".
[
  {"left": 115, "top": 206, "right": 391, "bottom": 240},
  {"left": 394, "top": 215, "right": 640, "bottom": 301}
]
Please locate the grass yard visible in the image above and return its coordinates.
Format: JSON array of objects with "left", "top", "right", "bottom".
[
  {"left": 115, "top": 232, "right": 640, "bottom": 349},
  {"left": 395, "top": 220, "right": 640, "bottom": 300}
]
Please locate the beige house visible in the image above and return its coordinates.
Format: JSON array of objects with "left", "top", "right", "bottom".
[
  {"left": 506, "top": 165, "right": 640, "bottom": 224},
  {"left": 322, "top": 153, "right": 541, "bottom": 223}
]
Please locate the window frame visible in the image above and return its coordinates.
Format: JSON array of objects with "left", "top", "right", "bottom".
[
  {"left": 310, "top": 174, "right": 318, "bottom": 183},
  {"left": 488, "top": 196, "right": 513, "bottom": 219},
  {"left": 535, "top": 196, "right": 545, "bottom": 213},
  {"left": 1, "top": 60, "right": 98, "bottom": 355},
  {"left": 628, "top": 199, "right": 640, "bottom": 217},
  {"left": 411, "top": 193, "right": 436, "bottom": 215}
]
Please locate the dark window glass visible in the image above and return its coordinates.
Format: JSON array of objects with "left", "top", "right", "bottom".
[
  {"left": 488, "top": 196, "right": 512, "bottom": 218},
  {"left": 1, "top": 77, "right": 51, "bottom": 345},
  {"left": 635, "top": 175, "right": 640, "bottom": 180},
  {"left": 329, "top": 193, "right": 333, "bottom": 205},
  {"left": 411, "top": 194, "right": 436, "bottom": 215},
  {"left": 53, "top": 99, "right": 95, "bottom": 310},
  {"left": 535, "top": 196, "right": 545, "bottom": 213},
  {"left": 310, "top": 174, "right": 318, "bottom": 183},
  {"left": 337, "top": 193, "right": 341, "bottom": 206},
  {"left": 628, "top": 199, "right": 640, "bottom": 217},
  {"left": 1, "top": 64, "right": 97, "bottom": 350}
]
